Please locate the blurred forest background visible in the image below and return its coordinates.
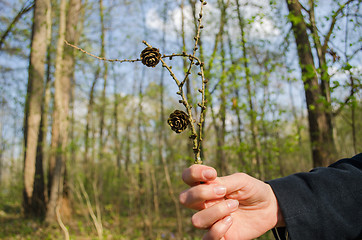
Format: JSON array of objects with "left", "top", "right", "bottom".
[{"left": 0, "top": 0, "right": 361, "bottom": 239}]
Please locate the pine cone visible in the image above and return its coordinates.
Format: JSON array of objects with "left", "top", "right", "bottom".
[
  {"left": 140, "top": 47, "right": 161, "bottom": 67},
  {"left": 167, "top": 110, "right": 189, "bottom": 133}
]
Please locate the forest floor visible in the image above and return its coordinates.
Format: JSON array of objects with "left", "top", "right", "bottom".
[
  {"left": 0, "top": 200, "right": 201, "bottom": 240},
  {"left": 0, "top": 199, "right": 274, "bottom": 240}
]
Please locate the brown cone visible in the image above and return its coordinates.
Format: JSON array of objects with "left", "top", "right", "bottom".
[
  {"left": 167, "top": 110, "right": 189, "bottom": 133},
  {"left": 140, "top": 47, "right": 161, "bottom": 67}
]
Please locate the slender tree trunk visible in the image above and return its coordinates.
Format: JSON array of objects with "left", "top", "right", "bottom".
[
  {"left": 0, "top": 112, "right": 3, "bottom": 187},
  {"left": 226, "top": 31, "right": 245, "bottom": 165},
  {"left": 43, "top": 0, "right": 53, "bottom": 200},
  {"left": 84, "top": 76, "right": 98, "bottom": 168},
  {"left": 46, "top": 0, "right": 76, "bottom": 222},
  {"left": 98, "top": 0, "right": 108, "bottom": 161},
  {"left": 112, "top": 68, "right": 122, "bottom": 176},
  {"left": 288, "top": 80, "right": 302, "bottom": 146},
  {"left": 63, "top": 0, "right": 81, "bottom": 217},
  {"left": 286, "top": 0, "right": 336, "bottom": 167},
  {"left": 218, "top": 8, "right": 227, "bottom": 175},
  {"left": 68, "top": 0, "right": 82, "bottom": 167},
  {"left": 150, "top": 165, "right": 159, "bottom": 219},
  {"left": 209, "top": 0, "right": 229, "bottom": 175},
  {"left": 235, "top": 0, "right": 263, "bottom": 178},
  {"left": 158, "top": 3, "right": 183, "bottom": 234},
  {"left": 23, "top": 0, "right": 49, "bottom": 218}
]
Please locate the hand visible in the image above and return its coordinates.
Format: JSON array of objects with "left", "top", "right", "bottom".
[{"left": 179, "top": 164, "right": 284, "bottom": 240}]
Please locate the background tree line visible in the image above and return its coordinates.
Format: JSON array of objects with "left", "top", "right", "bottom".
[{"left": 0, "top": 0, "right": 361, "bottom": 239}]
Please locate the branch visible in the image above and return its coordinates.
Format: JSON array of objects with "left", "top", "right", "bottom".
[
  {"left": 333, "top": 76, "right": 361, "bottom": 117},
  {"left": 299, "top": 1, "right": 309, "bottom": 13},
  {"left": 347, "top": 46, "right": 362, "bottom": 62},
  {"left": 181, "top": 0, "right": 206, "bottom": 86},
  {"left": 142, "top": 40, "right": 201, "bottom": 162},
  {"left": 65, "top": 0, "right": 208, "bottom": 164},
  {"left": 64, "top": 40, "right": 141, "bottom": 63},
  {"left": 65, "top": 40, "right": 203, "bottom": 64},
  {"left": 0, "top": 1, "right": 34, "bottom": 50},
  {"left": 323, "top": 0, "right": 355, "bottom": 53}
]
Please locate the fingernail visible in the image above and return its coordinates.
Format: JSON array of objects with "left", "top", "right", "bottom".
[
  {"left": 203, "top": 169, "right": 216, "bottom": 180},
  {"left": 223, "top": 216, "right": 232, "bottom": 225},
  {"left": 227, "top": 199, "right": 239, "bottom": 209},
  {"left": 214, "top": 186, "right": 226, "bottom": 195}
]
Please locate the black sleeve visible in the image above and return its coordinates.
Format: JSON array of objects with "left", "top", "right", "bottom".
[{"left": 267, "top": 153, "right": 362, "bottom": 240}]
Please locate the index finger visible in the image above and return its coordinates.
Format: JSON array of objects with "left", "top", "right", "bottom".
[{"left": 182, "top": 164, "right": 217, "bottom": 186}]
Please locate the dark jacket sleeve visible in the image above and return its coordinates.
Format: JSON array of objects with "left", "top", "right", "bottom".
[{"left": 268, "top": 153, "right": 362, "bottom": 240}]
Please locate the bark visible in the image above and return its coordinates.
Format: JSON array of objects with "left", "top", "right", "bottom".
[
  {"left": 23, "top": 0, "right": 49, "bottom": 218},
  {"left": 286, "top": 0, "right": 336, "bottom": 167}
]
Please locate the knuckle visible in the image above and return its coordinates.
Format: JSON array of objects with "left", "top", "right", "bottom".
[
  {"left": 190, "top": 166, "right": 200, "bottom": 179},
  {"left": 197, "top": 185, "right": 210, "bottom": 199},
  {"left": 232, "top": 172, "right": 248, "bottom": 179}
]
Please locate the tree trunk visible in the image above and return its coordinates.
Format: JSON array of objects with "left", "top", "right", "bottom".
[
  {"left": 98, "top": 0, "right": 108, "bottom": 161},
  {"left": 0, "top": 113, "right": 3, "bottom": 187},
  {"left": 112, "top": 68, "right": 122, "bottom": 176},
  {"left": 286, "top": 0, "right": 336, "bottom": 167},
  {"left": 218, "top": 22, "right": 227, "bottom": 176},
  {"left": 84, "top": 75, "right": 98, "bottom": 168},
  {"left": 226, "top": 30, "right": 245, "bottom": 165},
  {"left": 23, "top": 0, "right": 49, "bottom": 218},
  {"left": 235, "top": 0, "right": 263, "bottom": 178},
  {"left": 46, "top": 0, "right": 81, "bottom": 222}
]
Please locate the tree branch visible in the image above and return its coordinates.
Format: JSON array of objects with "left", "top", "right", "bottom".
[
  {"left": 333, "top": 76, "right": 361, "bottom": 117},
  {"left": 0, "top": 1, "right": 34, "bottom": 50},
  {"left": 323, "top": 0, "right": 355, "bottom": 53}
]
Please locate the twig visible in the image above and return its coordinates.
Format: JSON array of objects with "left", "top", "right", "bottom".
[
  {"left": 181, "top": 0, "right": 206, "bottom": 86},
  {"left": 65, "top": 40, "right": 141, "bottom": 63},
  {"left": 65, "top": 40, "right": 203, "bottom": 64}
]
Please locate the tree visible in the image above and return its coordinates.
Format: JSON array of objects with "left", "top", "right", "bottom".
[
  {"left": 23, "top": 0, "right": 50, "bottom": 218},
  {"left": 285, "top": 0, "right": 358, "bottom": 167},
  {"left": 46, "top": 0, "right": 81, "bottom": 222}
]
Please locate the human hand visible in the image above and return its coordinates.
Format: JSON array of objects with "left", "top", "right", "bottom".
[{"left": 179, "top": 164, "right": 284, "bottom": 240}]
